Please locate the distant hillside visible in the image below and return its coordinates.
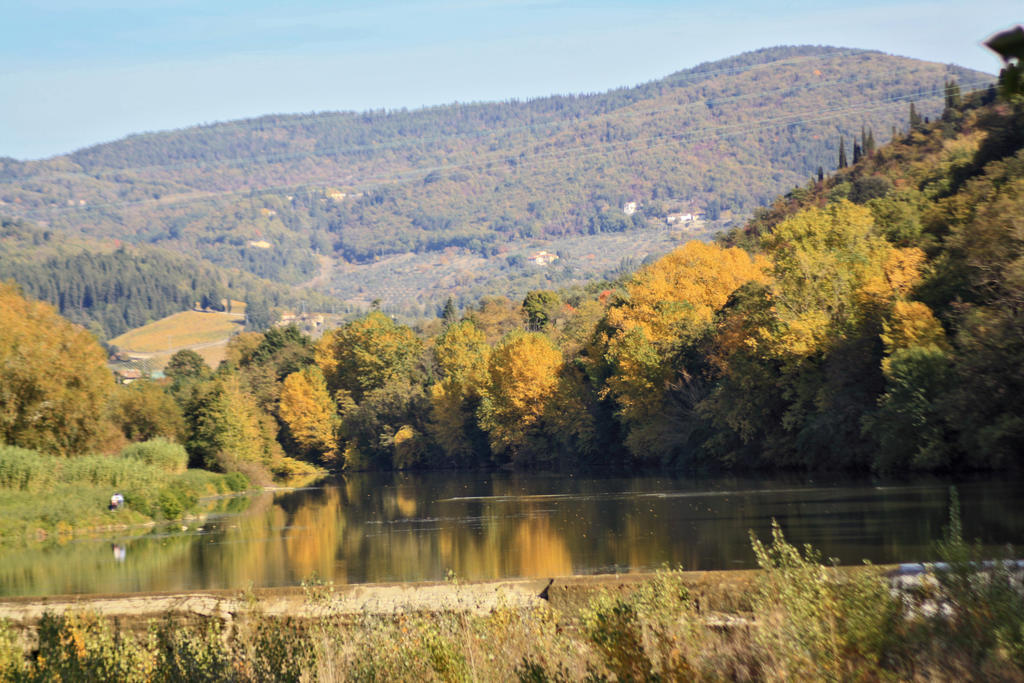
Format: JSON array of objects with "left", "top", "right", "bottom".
[
  {"left": 0, "top": 216, "right": 345, "bottom": 339},
  {"left": 0, "top": 46, "right": 992, "bottom": 311}
]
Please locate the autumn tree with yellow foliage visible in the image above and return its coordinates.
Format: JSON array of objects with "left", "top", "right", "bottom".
[
  {"left": 428, "top": 320, "right": 492, "bottom": 465},
  {"left": 597, "top": 241, "right": 767, "bottom": 461},
  {"left": 478, "top": 332, "right": 562, "bottom": 462},
  {"left": 278, "top": 366, "right": 340, "bottom": 465},
  {"left": 705, "top": 201, "right": 948, "bottom": 468},
  {"left": 0, "top": 282, "right": 115, "bottom": 455}
]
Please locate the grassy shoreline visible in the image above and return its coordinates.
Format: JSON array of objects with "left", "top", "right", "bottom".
[
  {"left": 0, "top": 440, "right": 331, "bottom": 547},
  {"left": 0, "top": 442, "right": 241, "bottom": 546}
]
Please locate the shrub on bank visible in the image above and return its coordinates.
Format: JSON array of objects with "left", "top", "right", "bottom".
[{"left": 748, "top": 521, "right": 904, "bottom": 680}]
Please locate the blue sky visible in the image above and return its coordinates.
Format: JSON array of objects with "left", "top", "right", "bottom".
[{"left": 1, "top": 0, "right": 1018, "bottom": 160}]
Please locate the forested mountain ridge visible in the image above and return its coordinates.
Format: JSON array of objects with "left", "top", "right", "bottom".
[{"left": 0, "top": 47, "right": 990, "bottom": 297}]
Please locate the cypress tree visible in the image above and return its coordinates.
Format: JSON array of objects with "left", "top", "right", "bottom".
[
  {"left": 838, "top": 138, "right": 848, "bottom": 169},
  {"left": 853, "top": 141, "right": 862, "bottom": 164},
  {"left": 817, "top": 166, "right": 824, "bottom": 183},
  {"left": 909, "top": 102, "right": 922, "bottom": 130},
  {"left": 944, "top": 79, "right": 962, "bottom": 109},
  {"left": 441, "top": 296, "right": 457, "bottom": 327},
  {"left": 864, "top": 128, "right": 876, "bottom": 156}
]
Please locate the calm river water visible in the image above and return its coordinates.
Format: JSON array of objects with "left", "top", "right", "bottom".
[{"left": 2, "top": 472, "right": 1023, "bottom": 596}]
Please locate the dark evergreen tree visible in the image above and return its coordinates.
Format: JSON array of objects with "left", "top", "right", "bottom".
[
  {"left": 522, "top": 290, "right": 561, "bottom": 331},
  {"left": 909, "top": 102, "right": 923, "bottom": 130},
  {"left": 441, "top": 297, "right": 458, "bottom": 327},
  {"left": 944, "top": 79, "right": 962, "bottom": 109},
  {"left": 245, "top": 297, "right": 274, "bottom": 331},
  {"left": 838, "top": 138, "right": 848, "bottom": 169},
  {"left": 864, "top": 128, "right": 876, "bottom": 156}
]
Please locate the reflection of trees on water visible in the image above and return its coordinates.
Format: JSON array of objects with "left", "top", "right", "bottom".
[
  {"left": 196, "top": 487, "right": 348, "bottom": 588},
  {"left": 0, "top": 494, "right": 252, "bottom": 596},
  {"left": 193, "top": 474, "right": 1024, "bottom": 586},
  {"left": 4, "top": 474, "right": 1024, "bottom": 594}
]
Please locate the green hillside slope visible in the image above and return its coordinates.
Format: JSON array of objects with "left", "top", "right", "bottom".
[{"left": 0, "top": 46, "right": 992, "bottom": 316}]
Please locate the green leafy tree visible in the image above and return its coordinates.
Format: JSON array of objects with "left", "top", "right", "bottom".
[
  {"left": 183, "top": 376, "right": 267, "bottom": 470},
  {"left": 165, "top": 349, "right": 210, "bottom": 385},
  {"left": 340, "top": 376, "right": 431, "bottom": 469},
  {"left": 522, "top": 290, "right": 561, "bottom": 331},
  {"left": 315, "top": 312, "right": 422, "bottom": 402},
  {"left": 112, "top": 381, "right": 185, "bottom": 443}
]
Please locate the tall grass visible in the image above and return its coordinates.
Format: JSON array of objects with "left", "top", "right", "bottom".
[
  {"left": 0, "top": 441, "right": 250, "bottom": 542},
  {"left": 119, "top": 438, "right": 189, "bottom": 474},
  {"left": 0, "top": 445, "right": 57, "bottom": 492}
]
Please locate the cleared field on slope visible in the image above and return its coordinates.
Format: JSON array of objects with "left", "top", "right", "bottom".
[{"left": 109, "top": 308, "right": 245, "bottom": 368}]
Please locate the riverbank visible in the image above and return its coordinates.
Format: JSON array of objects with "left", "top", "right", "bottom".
[
  {"left": 0, "top": 569, "right": 790, "bottom": 681},
  {"left": 0, "top": 441, "right": 332, "bottom": 549},
  {"left": 0, "top": 570, "right": 758, "bottom": 628}
]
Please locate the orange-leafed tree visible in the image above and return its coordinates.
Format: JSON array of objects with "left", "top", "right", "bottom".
[{"left": 600, "top": 241, "right": 768, "bottom": 456}]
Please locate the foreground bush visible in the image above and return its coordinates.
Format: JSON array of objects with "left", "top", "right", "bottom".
[{"left": 748, "top": 521, "right": 903, "bottom": 680}]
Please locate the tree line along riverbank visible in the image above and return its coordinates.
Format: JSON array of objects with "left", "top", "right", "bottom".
[{"left": 3, "top": 81, "right": 1024, "bottom": 544}]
